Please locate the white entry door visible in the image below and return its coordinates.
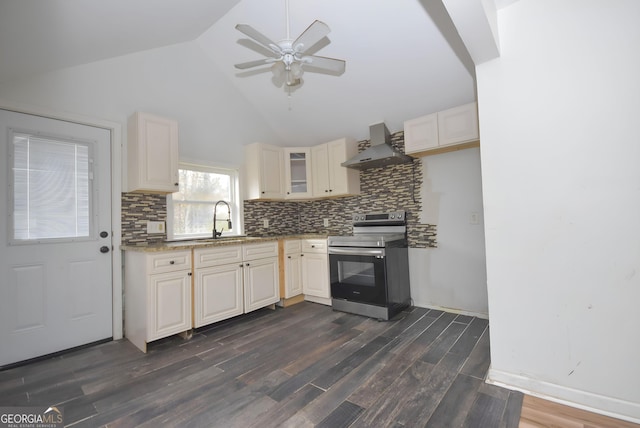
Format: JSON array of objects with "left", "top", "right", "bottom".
[{"left": 0, "top": 109, "right": 113, "bottom": 367}]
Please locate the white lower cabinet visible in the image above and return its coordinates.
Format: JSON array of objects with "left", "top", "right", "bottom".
[
  {"left": 194, "top": 263, "right": 243, "bottom": 328},
  {"left": 124, "top": 239, "right": 325, "bottom": 352},
  {"left": 125, "top": 250, "right": 192, "bottom": 353},
  {"left": 243, "top": 257, "right": 280, "bottom": 312},
  {"left": 193, "top": 245, "right": 243, "bottom": 328},
  {"left": 148, "top": 271, "right": 192, "bottom": 342},
  {"left": 301, "top": 239, "right": 331, "bottom": 305},
  {"left": 193, "top": 241, "right": 279, "bottom": 329},
  {"left": 282, "top": 239, "right": 303, "bottom": 299},
  {"left": 242, "top": 241, "right": 280, "bottom": 312}
]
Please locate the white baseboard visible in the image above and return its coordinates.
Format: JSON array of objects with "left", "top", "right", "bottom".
[
  {"left": 486, "top": 366, "right": 640, "bottom": 424},
  {"left": 414, "top": 303, "right": 489, "bottom": 320}
]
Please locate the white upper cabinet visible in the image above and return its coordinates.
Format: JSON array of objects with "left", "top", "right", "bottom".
[
  {"left": 284, "top": 148, "right": 313, "bottom": 199},
  {"left": 127, "top": 112, "right": 179, "bottom": 193},
  {"left": 403, "top": 112, "right": 439, "bottom": 153},
  {"left": 244, "top": 138, "right": 358, "bottom": 200},
  {"left": 404, "top": 102, "right": 479, "bottom": 156},
  {"left": 244, "top": 143, "right": 285, "bottom": 200},
  {"left": 311, "top": 138, "right": 360, "bottom": 197},
  {"left": 438, "top": 102, "right": 480, "bottom": 146}
]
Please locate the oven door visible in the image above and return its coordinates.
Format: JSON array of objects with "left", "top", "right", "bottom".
[{"left": 328, "top": 247, "right": 387, "bottom": 306}]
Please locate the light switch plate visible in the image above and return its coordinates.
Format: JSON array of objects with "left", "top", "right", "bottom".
[
  {"left": 470, "top": 212, "right": 480, "bottom": 225},
  {"left": 263, "top": 219, "right": 269, "bottom": 228},
  {"left": 323, "top": 218, "right": 329, "bottom": 227},
  {"left": 147, "top": 221, "right": 165, "bottom": 234}
]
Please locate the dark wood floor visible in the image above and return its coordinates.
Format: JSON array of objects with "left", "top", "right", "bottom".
[{"left": 0, "top": 302, "right": 522, "bottom": 427}]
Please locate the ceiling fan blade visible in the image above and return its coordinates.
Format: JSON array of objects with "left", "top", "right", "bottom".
[
  {"left": 292, "top": 20, "right": 330, "bottom": 53},
  {"left": 304, "top": 55, "right": 346, "bottom": 74},
  {"left": 235, "top": 24, "right": 281, "bottom": 54},
  {"left": 234, "top": 58, "right": 276, "bottom": 70}
]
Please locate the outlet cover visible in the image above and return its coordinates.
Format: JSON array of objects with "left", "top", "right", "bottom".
[
  {"left": 469, "top": 212, "right": 480, "bottom": 225},
  {"left": 323, "top": 218, "right": 329, "bottom": 227},
  {"left": 147, "top": 221, "right": 165, "bottom": 234},
  {"left": 263, "top": 219, "right": 269, "bottom": 228}
]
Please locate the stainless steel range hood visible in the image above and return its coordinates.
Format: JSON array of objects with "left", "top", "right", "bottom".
[{"left": 341, "top": 123, "right": 412, "bottom": 170}]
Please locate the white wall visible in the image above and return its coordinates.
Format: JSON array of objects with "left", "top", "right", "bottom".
[
  {"left": 477, "top": 0, "right": 640, "bottom": 421},
  {"left": 409, "top": 147, "right": 488, "bottom": 317},
  {"left": 0, "top": 41, "right": 278, "bottom": 171}
]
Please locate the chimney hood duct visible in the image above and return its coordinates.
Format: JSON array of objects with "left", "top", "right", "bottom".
[{"left": 341, "top": 123, "right": 412, "bottom": 170}]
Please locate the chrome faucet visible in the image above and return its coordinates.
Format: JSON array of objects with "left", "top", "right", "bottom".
[{"left": 213, "top": 200, "right": 232, "bottom": 239}]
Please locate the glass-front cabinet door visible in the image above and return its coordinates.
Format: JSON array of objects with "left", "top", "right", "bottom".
[{"left": 284, "top": 148, "right": 313, "bottom": 199}]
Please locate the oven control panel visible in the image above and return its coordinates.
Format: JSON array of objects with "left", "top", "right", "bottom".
[{"left": 352, "top": 211, "right": 405, "bottom": 224}]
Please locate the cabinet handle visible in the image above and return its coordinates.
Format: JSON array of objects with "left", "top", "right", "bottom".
[
  {"left": 188, "top": 272, "right": 192, "bottom": 276},
  {"left": 261, "top": 191, "right": 265, "bottom": 194},
  {"left": 287, "top": 256, "right": 291, "bottom": 259},
  {"left": 301, "top": 254, "right": 304, "bottom": 257},
  {"left": 325, "top": 189, "right": 329, "bottom": 193},
  {"left": 246, "top": 263, "right": 250, "bottom": 266},
  {"left": 329, "top": 189, "right": 333, "bottom": 192},
  {"left": 311, "top": 245, "right": 315, "bottom": 248},
  {"left": 169, "top": 260, "right": 175, "bottom": 265},
  {"left": 239, "top": 264, "right": 244, "bottom": 267},
  {"left": 174, "top": 182, "right": 179, "bottom": 186}
]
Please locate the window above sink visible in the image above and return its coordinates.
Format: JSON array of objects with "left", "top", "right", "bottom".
[{"left": 166, "top": 162, "right": 242, "bottom": 241}]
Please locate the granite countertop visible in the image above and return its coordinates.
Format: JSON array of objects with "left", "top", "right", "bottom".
[{"left": 120, "top": 234, "right": 328, "bottom": 252}]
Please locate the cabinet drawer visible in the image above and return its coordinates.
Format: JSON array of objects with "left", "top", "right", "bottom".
[
  {"left": 194, "top": 245, "right": 242, "bottom": 268},
  {"left": 302, "top": 239, "right": 327, "bottom": 254},
  {"left": 147, "top": 250, "right": 191, "bottom": 274},
  {"left": 284, "top": 239, "right": 302, "bottom": 254},
  {"left": 243, "top": 241, "right": 279, "bottom": 261}
]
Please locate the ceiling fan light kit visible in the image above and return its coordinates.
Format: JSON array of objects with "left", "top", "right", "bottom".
[{"left": 234, "top": 0, "right": 345, "bottom": 90}]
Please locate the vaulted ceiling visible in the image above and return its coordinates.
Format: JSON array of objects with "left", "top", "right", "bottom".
[{"left": 0, "top": 0, "right": 515, "bottom": 145}]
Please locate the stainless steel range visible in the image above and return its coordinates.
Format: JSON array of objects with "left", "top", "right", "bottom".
[{"left": 328, "top": 211, "right": 411, "bottom": 320}]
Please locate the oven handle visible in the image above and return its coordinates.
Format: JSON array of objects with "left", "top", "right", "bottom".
[{"left": 328, "top": 247, "right": 386, "bottom": 257}]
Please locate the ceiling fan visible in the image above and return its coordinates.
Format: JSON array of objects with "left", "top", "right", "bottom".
[{"left": 234, "top": 0, "right": 346, "bottom": 88}]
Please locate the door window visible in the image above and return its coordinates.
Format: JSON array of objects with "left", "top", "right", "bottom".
[{"left": 9, "top": 132, "right": 93, "bottom": 243}]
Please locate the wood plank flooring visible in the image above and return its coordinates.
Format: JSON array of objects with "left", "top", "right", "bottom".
[
  {"left": 519, "top": 394, "right": 640, "bottom": 428},
  {"left": 0, "top": 302, "right": 523, "bottom": 427}
]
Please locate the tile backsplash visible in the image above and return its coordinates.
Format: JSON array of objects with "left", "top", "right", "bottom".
[
  {"left": 122, "top": 130, "right": 437, "bottom": 248},
  {"left": 121, "top": 192, "right": 167, "bottom": 245}
]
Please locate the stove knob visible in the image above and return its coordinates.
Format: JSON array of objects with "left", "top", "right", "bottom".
[{"left": 390, "top": 214, "right": 395, "bottom": 219}]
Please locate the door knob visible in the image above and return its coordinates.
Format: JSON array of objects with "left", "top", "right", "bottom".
[{"left": 100, "top": 246, "right": 110, "bottom": 253}]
